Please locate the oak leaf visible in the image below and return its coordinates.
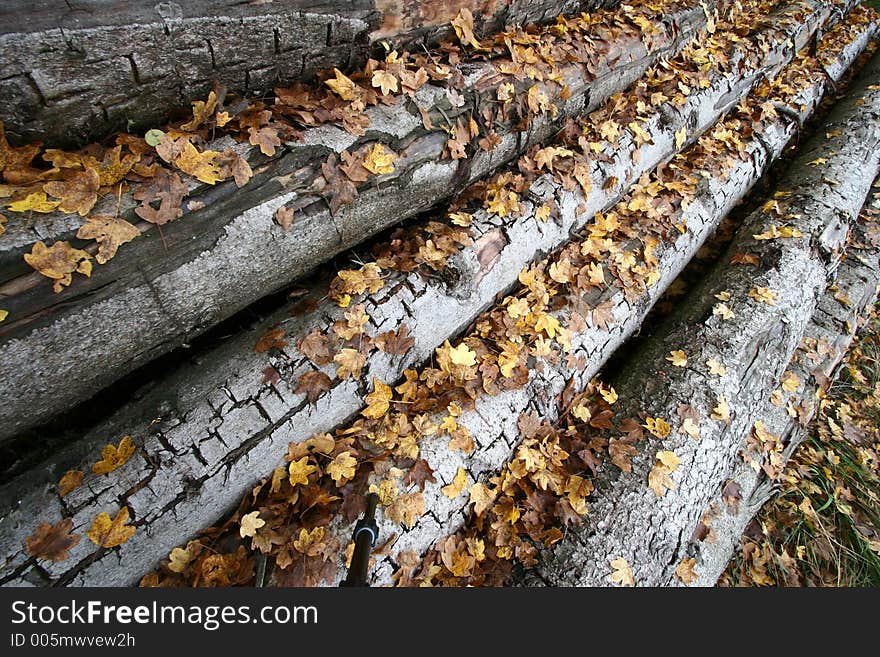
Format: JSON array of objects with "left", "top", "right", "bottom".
[
  {"left": 26, "top": 518, "right": 81, "bottom": 562},
  {"left": 76, "top": 214, "right": 140, "bottom": 264},
  {"left": 92, "top": 435, "right": 135, "bottom": 475},
  {"left": 25, "top": 240, "right": 92, "bottom": 293},
  {"left": 87, "top": 506, "right": 136, "bottom": 548}
]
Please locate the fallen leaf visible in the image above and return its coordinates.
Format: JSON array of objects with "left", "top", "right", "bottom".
[
  {"left": 25, "top": 519, "right": 81, "bottom": 562},
  {"left": 239, "top": 511, "right": 266, "bottom": 538},
  {"left": 43, "top": 167, "right": 100, "bottom": 215},
  {"left": 609, "top": 556, "right": 635, "bottom": 586},
  {"left": 468, "top": 482, "right": 497, "bottom": 516},
  {"left": 275, "top": 206, "right": 295, "bottom": 230},
  {"left": 6, "top": 191, "right": 60, "bottom": 213},
  {"left": 295, "top": 370, "right": 332, "bottom": 403},
  {"left": 362, "top": 378, "right": 393, "bottom": 419},
  {"left": 363, "top": 143, "right": 395, "bottom": 175},
  {"left": 749, "top": 287, "right": 778, "bottom": 305},
  {"left": 327, "top": 451, "right": 358, "bottom": 486},
  {"left": 667, "top": 350, "right": 688, "bottom": 367},
  {"left": 325, "top": 68, "right": 359, "bottom": 101},
  {"left": 76, "top": 214, "right": 140, "bottom": 264},
  {"left": 254, "top": 327, "right": 287, "bottom": 353},
  {"left": 711, "top": 395, "right": 731, "bottom": 422},
  {"left": 675, "top": 558, "right": 698, "bottom": 584},
  {"left": 92, "top": 436, "right": 135, "bottom": 475},
  {"left": 58, "top": 470, "right": 84, "bottom": 497},
  {"left": 24, "top": 241, "right": 92, "bottom": 293},
  {"left": 643, "top": 416, "right": 671, "bottom": 439},
  {"left": 371, "top": 69, "right": 399, "bottom": 95},
  {"left": 706, "top": 359, "right": 726, "bottom": 376},
  {"left": 168, "top": 545, "right": 194, "bottom": 573},
  {"left": 86, "top": 506, "right": 136, "bottom": 548},
  {"left": 334, "top": 348, "right": 367, "bottom": 379},
  {"left": 288, "top": 457, "right": 317, "bottom": 487},
  {"left": 386, "top": 492, "right": 424, "bottom": 528},
  {"left": 441, "top": 467, "right": 468, "bottom": 499}
]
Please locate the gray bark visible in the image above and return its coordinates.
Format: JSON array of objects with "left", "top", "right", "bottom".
[
  {"left": 0, "top": 1, "right": 867, "bottom": 587},
  {"left": 0, "top": 1, "right": 615, "bottom": 148},
  {"left": 518, "top": 49, "right": 880, "bottom": 586},
  {"left": 0, "top": 1, "right": 718, "bottom": 440}
]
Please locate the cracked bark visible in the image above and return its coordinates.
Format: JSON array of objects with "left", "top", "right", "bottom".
[
  {"left": 517, "top": 50, "right": 880, "bottom": 586},
  {"left": 0, "top": 0, "right": 716, "bottom": 441},
  {"left": 0, "top": 1, "right": 868, "bottom": 588}
]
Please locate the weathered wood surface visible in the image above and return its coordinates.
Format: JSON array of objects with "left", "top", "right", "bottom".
[
  {"left": 0, "top": 0, "right": 714, "bottom": 441},
  {"left": 0, "top": 1, "right": 615, "bottom": 148},
  {"left": 516, "top": 51, "right": 880, "bottom": 586},
  {"left": 0, "top": 1, "right": 867, "bottom": 587}
]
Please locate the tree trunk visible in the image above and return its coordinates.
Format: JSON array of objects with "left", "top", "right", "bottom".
[
  {"left": 516, "top": 50, "right": 880, "bottom": 586},
  {"left": 0, "top": 1, "right": 870, "bottom": 587},
  {"left": 0, "top": 0, "right": 714, "bottom": 441}
]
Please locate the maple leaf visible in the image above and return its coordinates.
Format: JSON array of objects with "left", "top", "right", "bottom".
[
  {"left": 334, "top": 348, "right": 367, "bottom": 380},
  {"left": 25, "top": 241, "right": 93, "bottom": 293},
  {"left": 448, "top": 342, "right": 477, "bottom": 367},
  {"left": 275, "top": 206, "right": 295, "bottom": 230},
  {"left": 168, "top": 545, "right": 195, "bottom": 573},
  {"left": 133, "top": 168, "right": 187, "bottom": 225},
  {"left": 339, "top": 150, "right": 371, "bottom": 182},
  {"left": 180, "top": 91, "right": 217, "bottom": 131},
  {"left": 609, "top": 556, "right": 635, "bottom": 587},
  {"left": 43, "top": 167, "right": 100, "bottom": 215},
  {"left": 6, "top": 191, "right": 60, "bottom": 213},
  {"left": 321, "top": 153, "right": 357, "bottom": 216},
  {"left": 711, "top": 395, "right": 731, "bottom": 422},
  {"left": 749, "top": 287, "right": 777, "bottom": 305},
  {"left": 451, "top": 8, "right": 482, "bottom": 49},
  {"left": 713, "top": 302, "right": 735, "bottom": 320},
  {"left": 327, "top": 451, "right": 358, "bottom": 486},
  {"left": 781, "top": 371, "right": 800, "bottom": 393},
  {"left": 680, "top": 418, "right": 701, "bottom": 440},
  {"left": 675, "top": 126, "right": 687, "bottom": 149},
  {"left": 371, "top": 69, "right": 399, "bottom": 96},
  {"left": 441, "top": 467, "right": 468, "bottom": 499},
  {"left": 404, "top": 459, "right": 436, "bottom": 491},
  {"left": 239, "top": 511, "right": 266, "bottom": 538},
  {"left": 254, "top": 326, "right": 287, "bottom": 353},
  {"left": 58, "top": 470, "right": 84, "bottom": 497},
  {"left": 648, "top": 451, "right": 679, "bottom": 497},
  {"left": 609, "top": 437, "right": 638, "bottom": 471},
  {"left": 249, "top": 126, "right": 282, "bottom": 157},
  {"left": 288, "top": 457, "right": 317, "bottom": 487},
  {"left": 706, "top": 358, "right": 726, "bottom": 376},
  {"left": 299, "top": 329, "right": 333, "bottom": 365},
  {"left": 293, "top": 526, "right": 327, "bottom": 557},
  {"left": 362, "top": 378, "right": 393, "bottom": 419},
  {"left": 375, "top": 324, "right": 414, "bottom": 355},
  {"left": 386, "top": 492, "right": 424, "bottom": 528},
  {"left": 599, "top": 384, "right": 618, "bottom": 404},
  {"left": 86, "top": 506, "right": 136, "bottom": 548},
  {"left": 667, "top": 350, "right": 688, "bottom": 367},
  {"left": 643, "top": 416, "right": 671, "bottom": 439},
  {"left": 174, "top": 140, "right": 224, "bottom": 184},
  {"left": 468, "top": 482, "right": 497, "bottom": 516},
  {"left": 731, "top": 252, "right": 760, "bottom": 266},
  {"left": 76, "top": 214, "right": 140, "bottom": 264},
  {"left": 325, "top": 68, "right": 359, "bottom": 101},
  {"left": 675, "top": 558, "right": 698, "bottom": 584},
  {"left": 295, "top": 370, "right": 332, "bottom": 403},
  {"left": 362, "top": 143, "right": 395, "bottom": 175},
  {"left": 92, "top": 435, "right": 135, "bottom": 475},
  {"left": 369, "top": 479, "right": 399, "bottom": 506},
  {"left": 25, "top": 518, "right": 81, "bottom": 562}
]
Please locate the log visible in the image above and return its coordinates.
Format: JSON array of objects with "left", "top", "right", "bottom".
[
  {"left": 0, "top": 0, "right": 714, "bottom": 440},
  {"left": 0, "top": 1, "right": 614, "bottom": 148},
  {"left": 0, "top": 0, "right": 868, "bottom": 588},
  {"left": 516, "top": 50, "right": 880, "bottom": 586}
]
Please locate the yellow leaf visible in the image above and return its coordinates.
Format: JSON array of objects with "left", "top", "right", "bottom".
[
  {"left": 675, "top": 558, "right": 698, "bottom": 584},
  {"left": 674, "top": 126, "right": 687, "bottom": 149},
  {"left": 667, "top": 350, "right": 687, "bottom": 367},
  {"left": 76, "top": 214, "right": 140, "bottom": 264},
  {"left": 288, "top": 457, "right": 317, "bottom": 487},
  {"left": 386, "top": 491, "right": 425, "bottom": 528},
  {"left": 609, "top": 556, "right": 634, "bottom": 586},
  {"left": 327, "top": 451, "right": 358, "bottom": 486},
  {"left": 535, "top": 204, "right": 551, "bottom": 222},
  {"left": 371, "top": 69, "right": 399, "bottom": 95},
  {"left": 680, "top": 418, "right": 700, "bottom": 440},
  {"left": 0, "top": 309, "right": 6, "bottom": 322},
  {"left": 749, "top": 287, "right": 777, "bottom": 305},
  {"left": 180, "top": 91, "right": 217, "bottom": 131},
  {"left": 706, "top": 359, "right": 726, "bottom": 376},
  {"left": 449, "top": 342, "right": 477, "bottom": 367},
  {"left": 58, "top": 470, "right": 84, "bottom": 497},
  {"left": 293, "top": 526, "right": 327, "bottom": 556},
  {"left": 86, "top": 506, "right": 136, "bottom": 548},
  {"left": 468, "top": 482, "right": 497, "bottom": 516},
  {"left": 648, "top": 456, "right": 677, "bottom": 497},
  {"left": 781, "top": 371, "right": 800, "bottom": 393},
  {"left": 657, "top": 450, "right": 680, "bottom": 470},
  {"left": 167, "top": 546, "right": 194, "bottom": 573},
  {"left": 711, "top": 395, "right": 731, "bottom": 422},
  {"left": 92, "top": 436, "right": 135, "bottom": 475},
  {"left": 599, "top": 384, "right": 618, "bottom": 404},
  {"left": 362, "top": 378, "right": 393, "bottom": 419},
  {"left": 712, "top": 302, "right": 735, "bottom": 320},
  {"left": 451, "top": 8, "right": 482, "bottom": 49},
  {"left": 334, "top": 347, "right": 367, "bottom": 379},
  {"left": 174, "top": 141, "right": 223, "bottom": 184},
  {"left": 441, "top": 467, "right": 468, "bottom": 499},
  {"left": 24, "top": 240, "right": 92, "bottom": 293},
  {"left": 368, "top": 479, "right": 399, "bottom": 505},
  {"left": 534, "top": 312, "right": 561, "bottom": 338},
  {"left": 239, "top": 511, "right": 265, "bottom": 538},
  {"left": 7, "top": 191, "right": 60, "bottom": 213},
  {"left": 507, "top": 297, "right": 529, "bottom": 318},
  {"left": 643, "top": 416, "right": 671, "bottom": 439},
  {"left": 325, "top": 68, "right": 359, "bottom": 100},
  {"left": 362, "top": 143, "right": 395, "bottom": 175},
  {"left": 808, "top": 157, "right": 827, "bottom": 167}
]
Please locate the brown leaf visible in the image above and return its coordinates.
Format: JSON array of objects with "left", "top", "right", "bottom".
[
  {"left": 403, "top": 459, "right": 436, "bottom": 492},
  {"left": 339, "top": 150, "right": 371, "bottom": 183},
  {"left": 721, "top": 479, "right": 742, "bottom": 515},
  {"left": 249, "top": 126, "right": 282, "bottom": 157},
  {"left": 675, "top": 558, "right": 698, "bottom": 584},
  {"left": 254, "top": 326, "right": 287, "bottom": 353},
  {"left": 25, "top": 518, "right": 81, "bottom": 562},
  {"left": 76, "top": 214, "right": 140, "bottom": 264},
  {"left": 374, "top": 324, "right": 415, "bottom": 356},
  {"left": 322, "top": 154, "right": 357, "bottom": 216},
  {"left": 133, "top": 168, "right": 187, "bottom": 225},
  {"left": 298, "top": 328, "right": 333, "bottom": 366},
  {"left": 275, "top": 206, "right": 295, "bottom": 230},
  {"left": 58, "top": 470, "right": 84, "bottom": 497},
  {"left": 295, "top": 370, "right": 332, "bottom": 403},
  {"left": 43, "top": 167, "right": 100, "bottom": 215}
]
